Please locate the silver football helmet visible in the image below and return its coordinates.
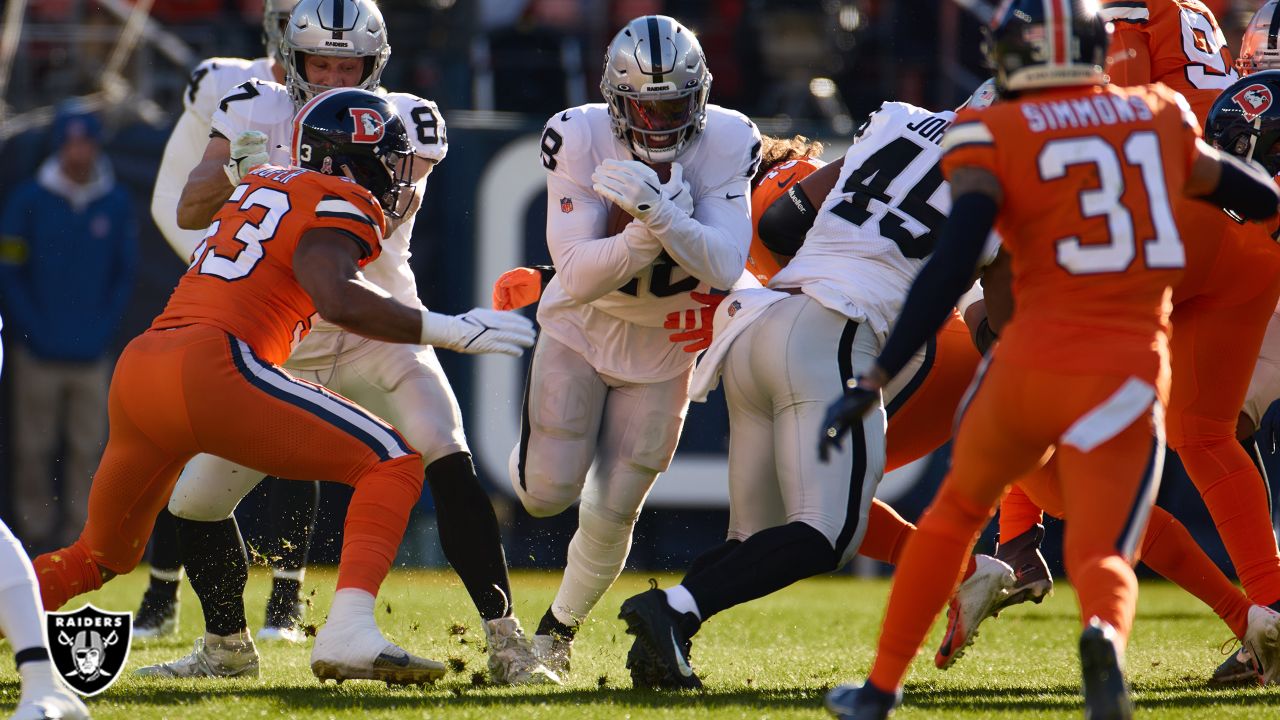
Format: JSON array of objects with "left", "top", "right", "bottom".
[
  {"left": 600, "top": 15, "right": 711, "bottom": 163},
  {"left": 1238, "top": 0, "right": 1280, "bottom": 75},
  {"left": 281, "top": 0, "right": 390, "bottom": 105},
  {"left": 263, "top": 0, "right": 301, "bottom": 66}
]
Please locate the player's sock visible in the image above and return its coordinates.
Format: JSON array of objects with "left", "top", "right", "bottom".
[
  {"left": 683, "top": 539, "right": 741, "bottom": 581},
  {"left": 266, "top": 477, "right": 317, "bottom": 577},
  {"left": 998, "top": 484, "right": 1045, "bottom": 545},
  {"left": 0, "top": 522, "right": 50, "bottom": 653},
  {"left": 535, "top": 607, "right": 577, "bottom": 639},
  {"left": 16, "top": 649, "right": 59, "bottom": 697},
  {"left": 549, "top": 501, "right": 639, "bottom": 627},
  {"left": 1139, "top": 505, "right": 1251, "bottom": 638},
  {"left": 335, "top": 456, "right": 422, "bottom": 595},
  {"left": 178, "top": 517, "right": 249, "bottom": 636},
  {"left": 869, "top": 484, "right": 989, "bottom": 692},
  {"left": 682, "top": 521, "right": 839, "bottom": 620},
  {"left": 1181, "top": 436, "right": 1280, "bottom": 605},
  {"left": 1067, "top": 553, "right": 1137, "bottom": 653},
  {"left": 426, "top": 452, "right": 513, "bottom": 621},
  {"left": 147, "top": 507, "right": 183, "bottom": 600},
  {"left": 32, "top": 542, "right": 102, "bottom": 610},
  {"left": 858, "top": 499, "right": 916, "bottom": 566},
  {"left": 663, "top": 585, "right": 702, "bottom": 620}
]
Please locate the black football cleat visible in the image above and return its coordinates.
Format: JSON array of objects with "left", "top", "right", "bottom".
[
  {"left": 134, "top": 586, "right": 179, "bottom": 639},
  {"left": 618, "top": 585, "right": 702, "bottom": 690},
  {"left": 824, "top": 681, "right": 902, "bottom": 719},
  {"left": 994, "top": 523, "right": 1053, "bottom": 611},
  {"left": 1079, "top": 618, "right": 1134, "bottom": 720}
]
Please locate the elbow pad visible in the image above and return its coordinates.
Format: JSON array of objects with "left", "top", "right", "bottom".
[
  {"left": 1204, "top": 156, "right": 1280, "bottom": 222},
  {"left": 758, "top": 185, "right": 818, "bottom": 257}
]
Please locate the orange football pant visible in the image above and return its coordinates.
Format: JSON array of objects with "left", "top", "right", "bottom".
[
  {"left": 33, "top": 324, "right": 423, "bottom": 609},
  {"left": 869, "top": 361, "right": 1159, "bottom": 692}
]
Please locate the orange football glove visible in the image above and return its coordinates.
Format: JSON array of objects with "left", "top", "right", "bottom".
[
  {"left": 492, "top": 267, "right": 544, "bottom": 311},
  {"left": 665, "top": 291, "right": 724, "bottom": 353}
]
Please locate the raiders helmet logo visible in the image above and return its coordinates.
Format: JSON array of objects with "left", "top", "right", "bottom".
[
  {"left": 1233, "top": 83, "right": 1275, "bottom": 122},
  {"left": 47, "top": 604, "right": 132, "bottom": 696},
  {"left": 349, "top": 107, "right": 386, "bottom": 144}
]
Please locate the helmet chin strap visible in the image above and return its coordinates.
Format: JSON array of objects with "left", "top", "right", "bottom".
[{"left": 1248, "top": 117, "right": 1262, "bottom": 165}]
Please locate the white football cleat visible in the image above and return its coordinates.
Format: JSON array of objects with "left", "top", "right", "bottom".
[
  {"left": 310, "top": 620, "right": 445, "bottom": 686},
  {"left": 935, "top": 554, "right": 1015, "bottom": 670},
  {"left": 135, "top": 632, "right": 260, "bottom": 679},
  {"left": 531, "top": 634, "right": 572, "bottom": 678},
  {"left": 255, "top": 625, "right": 305, "bottom": 644},
  {"left": 1243, "top": 605, "right": 1280, "bottom": 685},
  {"left": 483, "top": 617, "right": 561, "bottom": 685},
  {"left": 10, "top": 688, "right": 90, "bottom": 720}
]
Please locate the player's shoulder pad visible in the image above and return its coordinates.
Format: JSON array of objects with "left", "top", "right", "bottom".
[
  {"left": 539, "top": 103, "right": 609, "bottom": 180},
  {"left": 1098, "top": 0, "right": 1150, "bottom": 25},
  {"left": 210, "top": 79, "right": 292, "bottom": 139},
  {"left": 290, "top": 169, "right": 385, "bottom": 232},
  {"left": 702, "top": 104, "right": 763, "bottom": 178},
  {"left": 941, "top": 107, "right": 995, "bottom": 154},
  {"left": 383, "top": 92, "right": 449, "bottom": 164},
  {"left": 184, "top": 56, "right": 265, "bottom": 118}
]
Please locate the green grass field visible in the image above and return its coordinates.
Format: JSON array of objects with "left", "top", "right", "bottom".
[{"left": 3, "top": 566, "right": 1280, "bottom": 719}]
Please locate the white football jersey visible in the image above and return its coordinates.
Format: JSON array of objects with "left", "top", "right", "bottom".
[
  {"left": 208, "top": 80, "right": 450, "bottom": 364},
  {"left": 536, "top": 103, "right": 759, "bottom": 383},
  {"left": 152, "top": 56, "right": 275, "bottom": 259},
  {"left": 770, "top": 101, "right": 955, "bottom": 335}
]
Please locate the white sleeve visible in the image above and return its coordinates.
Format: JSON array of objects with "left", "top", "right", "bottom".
[
  {"left": 546, "top": 171, "right": 663, "bottom": 303},
  {"left": 151, "top": 108, "right": 215, "bottom": 258}
]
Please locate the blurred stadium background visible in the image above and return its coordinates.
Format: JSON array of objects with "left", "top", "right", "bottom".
[{"left": 0, "top": 0, "right": 1270, "bottom": 579}]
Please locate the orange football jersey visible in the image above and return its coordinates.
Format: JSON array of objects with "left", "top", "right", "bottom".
[
  {"left": 1102, "top": 0, "right": 1237, "bottom": 125},
  {"left": 747, "top": 157, "right": 823, "bottom": 284},
  {"left": 942, "top": 84, "right": 1201, "bottom": 384},
  {"left": 151, "top": 166, "right": 386, "bottom": 364}
]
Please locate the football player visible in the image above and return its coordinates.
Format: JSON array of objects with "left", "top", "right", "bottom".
[
  {"left": 507, "top": 14, "right": 760, "bottom": 678},
  {"left": 141, "top": 0, "right": 557, "bottom": 685},
  {"left": 33, "top": 88, "right": 536, "bottom": 686},
  {"left": 138, "top": 0, "right": 308, "bottom": 644},
  {"left": 820, "top": 1, "right": 1280, "bottom": 718}
]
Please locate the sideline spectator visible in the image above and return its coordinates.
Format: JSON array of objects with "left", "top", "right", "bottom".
[{"left": 0, "top": 104, "right": 137, "bottom": 549}]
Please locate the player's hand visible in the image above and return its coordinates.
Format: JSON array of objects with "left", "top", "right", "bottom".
[
  {"left": 1261, "top": 399, "right": 1280, "bottom": 454},
  {"left": 664, "top": 291, "right": 723, "bottom": 353},
  {"left": 420, "top": 308, "right": 536, "bottom": 357},
  {"left": 818, "top": 379, "right": 882, "bottom": 462},
  {"left": 592, "top": 159, "right": 662, "bottom": 220},
  {"left": 663, "top": 162, "right": 694, "bottom": 217},
  {"left": 493, "top": 267, "right": 545, "bottom": 311},
  {"left": 224, "top": 130, "right": 270, "bottom": 186}
]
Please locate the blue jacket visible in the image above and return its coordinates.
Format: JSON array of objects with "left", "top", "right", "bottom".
[{"left": 0, "top": 157, "right": 137, "bottom": 362}]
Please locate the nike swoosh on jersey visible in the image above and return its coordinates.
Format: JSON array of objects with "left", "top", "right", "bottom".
[
  {"left": 561, "top": 112, "right": 570, "bottom": 121},
  {"left": 725, "top": 192, "right": 744, "bottom": 200},
  {"left": 670, "top": 629, "right": 694, "bottom": 677},
  {"left": 776, "top": 175, "right": 795, "bottom": 189}
]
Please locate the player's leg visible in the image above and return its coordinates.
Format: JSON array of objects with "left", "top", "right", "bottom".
[
  {"left": 133, "top": 509, "right": 184, "bottom": 639},
  {"left": 259, "top": 477, "right": 318, "bottom": 639},
  {"left": 10, "top": 346, "right": 62, "bottom": 547}
]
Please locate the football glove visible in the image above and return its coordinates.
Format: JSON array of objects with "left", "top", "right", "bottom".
[
  {"left": 420, "top": 307, "right": 536, "bottom": 357},
  {"left": 818, "top": 382, "right": 881, "bottom": 462},
  {"left": 663, "top": 162, "right": 695, "bottom": 217},
  {"left": 492, "top": 267, "right": 548, "bottom": 311},
  {"left": 592, "top": 159, "right": 663, "bottom": 220},
  {"left": 224, "top": 130, "right": 270, "bottom": 186},
  {"left": 664, "top": 291, "right": 724, "bottom": 353}
]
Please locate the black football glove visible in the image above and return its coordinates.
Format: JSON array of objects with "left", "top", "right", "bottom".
[{"left": 818, "top": 384, "right": 880, "bottom": 462}]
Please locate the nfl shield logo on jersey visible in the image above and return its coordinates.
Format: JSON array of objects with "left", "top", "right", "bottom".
[
  {"left": 47, "top": 604, "right": 132, "bottom": 696},
  {"left": 560, "top": 196, "right": 574, "bottom": 213}
]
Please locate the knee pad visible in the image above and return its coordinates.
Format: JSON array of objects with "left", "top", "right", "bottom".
[{"left": 510, "top": 444, "right": 580, "bottom": 518}]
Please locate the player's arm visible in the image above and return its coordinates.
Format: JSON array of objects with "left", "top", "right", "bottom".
[
  {"left": 176, "top": 136, "right": 235, "bottom": 230},
  {"left": 152, "top": 108, "right": 215, "bottom": 259},
  {"left": 1184, "top": 139, "right": 1280, "bottom": 220},
  {"left": 756, "top": 159, "right": 840, "bottom": 263},
  {"left": 645, "top": 156, "right": 756, "bottom": 289},
  {"left": 295, "top": 228, "right": 535, "bottom": 355}
]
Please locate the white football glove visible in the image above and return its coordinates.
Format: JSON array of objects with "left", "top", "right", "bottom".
[
  {"left": 419, "top": 307, "right": 536, "bottom": 357},
  {"left": 592, "top": 159, "right": 663, "bottom": 220},
  {"left": 223, "top": 130, "right": 270, "bottom": 186},
  {"left": 662, "top": 162, "right": 694, "bottom": 217}
]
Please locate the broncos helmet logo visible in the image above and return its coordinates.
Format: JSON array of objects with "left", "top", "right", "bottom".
[{"left": 1233, "top": 83, "right": 1275, "bottom": 121}]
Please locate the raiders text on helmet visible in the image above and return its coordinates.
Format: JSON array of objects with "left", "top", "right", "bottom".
[
  {"left": 1238, "top": 0, "right": 1280, "bottom": 75},
  {"left": 1207, "top": 70, "right": 1280, "bottom": 177},
  {"left": 292, "top": 87, "right": 415, "bottom": 217},
  {"left": 263, "top": 0, "right": 302, "bottom": 67},
  {"left": 281, "top": 0, "right": 390, "bottom": 105},
  {"left": 984, "top": 0, "right": 1109, "bottom": 98},
  {"left": 600, "top": 15, "right": 711, "bottom": 163}
]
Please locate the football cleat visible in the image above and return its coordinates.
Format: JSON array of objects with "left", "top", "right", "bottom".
[
  {"left": 993, "top": 524, "right": 1054, "bottom": 611},
  {"left": 936, "top": 554, "right": 1015, "bottom": 669},
  {"left": 618, "top": 585, "right": 702, "bottom": 690},
  {"left": 310, "top": 621, "right": 445, "bottom": 686},
  {"left": 1210, "top": 643, "right": 1259, "bottom": 687},
  {"left": 824, "top": 682, "right": 902, "bottom": 719},
  {"left": 531, "top": 634, "right": 572, "bottom": 678},
  {"left": 132, "top": 589, "right": 179, "bottom": 639},
  {"left": 257, "top": 588, "right": 305, "bottom": 644},
  {"left": 483, "top": 617, "right": 561, "bottom": 685},
  {"left": 10, "top": 688, "right": 90, "bottom": 720},
  {"left": 1079, "top": 618, "right": 1133, "bottom": 720},
  {"left": 135, "top": 632, "right": 260, "bottom": 679},
  {"left": 1243, "top": 605, "right": 1280, "bottom": 685}
]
